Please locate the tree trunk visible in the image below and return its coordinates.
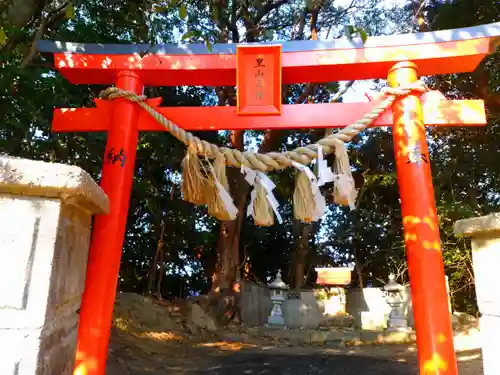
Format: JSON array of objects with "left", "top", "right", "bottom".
[
  {"left": 213, "top": 221, "right": 239, "bottom": 291},
  {"left": 210, "top": 183, "right": 248, "bottom": 325},
  {"left": 148, "top": 221, "right": 165, "bottom": 299},
  {"left": 156, "top": 240, "right": 165, "bottom": 300},
  {"left": 147, "top": 221, "right": 165, "bottom": 294},
  {"left": 293, "top": 222, "right": 312, "bottom": 289},
  {"left": 355, "top": 261, "right": 364, "bottom": 288},
  {"left": 352, "top": 244, "right": 365, "bottom": 288},
  {"left": 211, "top": 169, "right": 249, "bottom": 290}
]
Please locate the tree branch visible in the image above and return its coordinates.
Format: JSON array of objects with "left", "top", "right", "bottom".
[
  {"left": 310, "top": 1, "right": 322, "bottom": 40},
  {"left": 20, "top": 14, "right": 46, "bottom": 67},
  {"left": 257, "top": 0, "right": 289, "bottom": 21},
  {"left": 296, "top": 7, "right": 307, "bottom": 40},
  {"left": 228, "top": 0, "right": 240, "bottom": 42}
]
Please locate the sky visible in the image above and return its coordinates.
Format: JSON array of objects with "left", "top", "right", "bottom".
[
  {"left": 339, "top": 81, "right": 379, "bottom": 103},
  {"left": 333, "top": 0, "right": 412, "bottom": 102}
]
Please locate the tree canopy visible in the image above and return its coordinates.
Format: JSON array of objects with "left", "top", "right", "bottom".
[{"left": 1, "top": 0, "right": 499, "bottom": 315}]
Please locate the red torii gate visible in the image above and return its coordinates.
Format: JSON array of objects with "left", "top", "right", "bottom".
[{"left": 38, "top": 21, "right": 500, "bottom": 375}]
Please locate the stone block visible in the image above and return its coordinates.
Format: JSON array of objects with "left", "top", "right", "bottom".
[
  {"left": 326, "top": 329, "right": 355, "bottom": 342},
  {"left": 346, "top": 288, "right": 392, "bottom": 329},
  {"left": 309, "top": 330, "right": 327, "bottom": 344},
  {"left": 323, "top": 313, "right": 354, "bottom": 328},
  {"left": 0, "top": 156, "right": 108, "bottom": 375},
  {"left": 360, "top": 311, "right": 388, "bottom": 331},
  {"left": 283, "top": 290, "right": 322, "bottom": 329},
  {"left": 454, "top": 212, "right": 500, "bottom": 375}
]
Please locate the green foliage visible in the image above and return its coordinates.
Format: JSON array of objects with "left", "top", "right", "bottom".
[
  {"left": 1, "top": 0, "right": 495, "bottom": 314},
  {"left": 0, "top": 27, "right": 7, "bottom": 46},
  {"left": 179, "top": 4, "right": 187, "bottom": 20},
  {"left": 65, "top": 3, "right": 76, "bottom": 20},
  {"left": 344, "top": 25, "right": 368, "bottom": 44}
]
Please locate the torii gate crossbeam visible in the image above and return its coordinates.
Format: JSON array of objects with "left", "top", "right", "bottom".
[{"left": 37, "top": 21, "right": 500, "bottom": 375}]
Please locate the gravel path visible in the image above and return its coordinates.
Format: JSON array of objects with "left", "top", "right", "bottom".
[
  {"left": 188, "top": 350, "right": 418, "bottom": 375},
  {"left": 107, "top": 330, "right": 483, "bottom": 375}
]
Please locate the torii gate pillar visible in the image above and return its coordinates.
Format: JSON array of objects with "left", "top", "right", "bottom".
[
  {"left": 389, "top": 62, "right": 457, "bottom": 374},
  {"left": 74, "top": 72, "right": 144, "bottom": 375}
]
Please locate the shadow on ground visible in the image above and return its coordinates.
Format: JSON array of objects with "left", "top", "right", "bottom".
[
  {"left": 106, "top": 324, "right": 484, "bottom": 375},
  {"left": 109, "top": 347, "right": 417, "bottom": 375},
  {"left": 184, "top": 350, "right": 418, "bottom": 375}
]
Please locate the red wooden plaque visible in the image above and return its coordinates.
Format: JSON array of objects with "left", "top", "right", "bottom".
[
  {"left": 315, "top": 268, "right": 352, "bottom": 286},
  {"left": 236, "top": 44, "right": 282, "bottom": 115}
]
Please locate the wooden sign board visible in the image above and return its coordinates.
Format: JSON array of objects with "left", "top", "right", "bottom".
[
  {"left": 236, "top": 44, "right": 282, "bottom": 115},
  {"left": 315, "top": 267, "right": 352, "bottom": 286}
]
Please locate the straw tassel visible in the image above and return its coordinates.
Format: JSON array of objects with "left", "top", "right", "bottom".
[
  {"left": 207, "top": 153, "right": 239, "bottom": 221},
  {"left": 332, "top": 139, "right": 358, "bottom": 209},
  {"left": 292, "top": 161, "right": 327, "bottom": 223},
  {"left": 252, "top": 182, "right": 274, "bottom": 226},
  {"left": 293, "top": 170, "right": 316, "bottom": 223},
  {"left": 181, "top": 146, "right": 209, "bottom": 205}
]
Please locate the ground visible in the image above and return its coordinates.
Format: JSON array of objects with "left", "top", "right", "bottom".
[
  {"left": 107, "top": 330, "right": 483, "bottom": 375},
  {"left": 107, "top": 293, "right": 483, "bottom": 374}
]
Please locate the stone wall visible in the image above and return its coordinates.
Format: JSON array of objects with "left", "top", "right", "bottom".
[
  {"left": 0, "top": 156, "right": 108, "bottom": 375},
  {"left": 283, "top": 288, "right": 404, "bottom": 330},
  {"left": 240, "top": 280, "right": 272, "bottom": 327},
  {"left": 346, "top": 287, "right": 413, "bottom": 330},
  {"left": 240, "top": 283, "right": 418, "bottom": 330},
  {"left": 283, "top": 290, "right": 323, "bottom": 329}
]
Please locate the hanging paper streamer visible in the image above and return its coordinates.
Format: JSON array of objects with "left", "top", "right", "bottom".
[
  {"left": 255, "top": 172, "right": 283, "bottom": 225},
  {"left": 316, "top": 145, "right": 336, "bottom": 187},
  {"left": 291, "top": 161, "right": 326, "bottom": 222},
  {"left": 241, "top": 165, "right": 257, "bottom": 186},
  {"left": 207, "top": 154, "right": 239, "bottom": 221},
  {"left": 333, "top": 174, "right": 356, "bottom": 210},
  {"left": 241, "top": 165, "right": 282, "bottom": 226},
  {"left": 331, "top": 139, "right": 357, "bottom": 210}
]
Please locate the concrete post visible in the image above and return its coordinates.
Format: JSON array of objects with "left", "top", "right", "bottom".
[
  {"left": 0, "top": 156, "right": 108, "bottom": 375},
  {"left": 454, "top": 213, "right": 500, "bottom": 375}
]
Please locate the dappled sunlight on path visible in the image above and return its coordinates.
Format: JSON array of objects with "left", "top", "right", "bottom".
[{"left": 107, "top": 326, "right": 483, "bottom": 375}]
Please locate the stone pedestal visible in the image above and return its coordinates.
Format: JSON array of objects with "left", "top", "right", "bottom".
[
  {"left": 267, "top": 271, "right": 288, "bottom": 326},
  {"left": 0, "top": 156, "right": 108, "bottom": 375},
  {"left": 454, "top": 213, "right": 500, "bottom": 375},
  {"left": 384, "top": 275, "right": 409, "bottom": 332},
  {"left": 268, "top": 296, "right": 285, "bottom": 325}
]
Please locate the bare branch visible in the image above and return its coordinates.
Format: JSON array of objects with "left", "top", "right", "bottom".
[
  {"left": 296, "top": 7, "right": 307, "bottom": 40},
  {"left": 20, "top": 14, "right": 46, "bottom": 67},
  {"left": 258, "top": 0, "right": 289, "bottom": 21},
  {"left": 228, "top": 0, "right": 240, "bottom": 42}
]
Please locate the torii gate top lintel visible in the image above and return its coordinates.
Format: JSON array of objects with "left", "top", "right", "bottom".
[{"left": 37, "top": 21, "right": 500, "bottom": 86}]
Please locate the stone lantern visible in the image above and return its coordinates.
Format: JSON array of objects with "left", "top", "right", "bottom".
[
  {"left": 383, "top": 274, "right": 409, "bottom": 331},
  {"left": 267, "top": 270, "right": 289, "bottom": 325}
]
